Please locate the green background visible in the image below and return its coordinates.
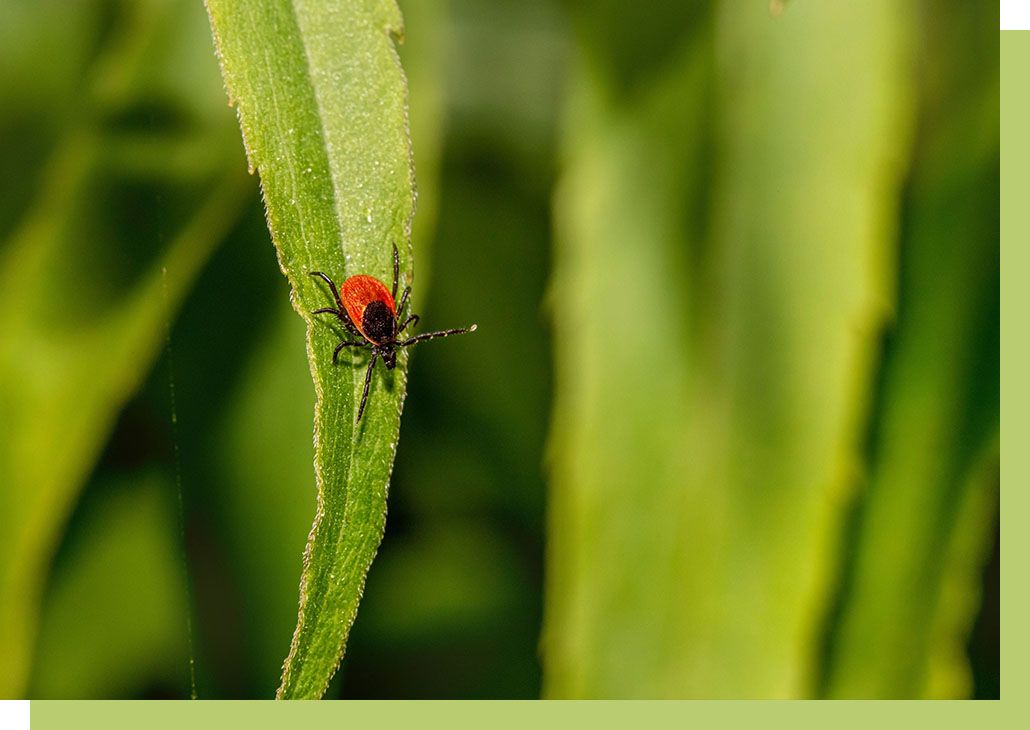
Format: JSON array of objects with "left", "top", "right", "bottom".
[{"left": 2, "top": 0, "right": 1000, "bottom": 703}]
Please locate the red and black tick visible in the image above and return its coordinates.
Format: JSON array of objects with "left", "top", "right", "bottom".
[{"left": 309, "top": 244, "right": 477, "bottom": 423}]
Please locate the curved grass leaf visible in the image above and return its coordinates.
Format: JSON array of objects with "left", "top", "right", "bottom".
[
  {"left": 206, "top": 0, "right": 445, "bottom": 695},
  {"left": 204, "top": 0, "right": 416, "bottom": 699},
  {"left": 0, "top": 0, "right": 248, "bottom": 698}
]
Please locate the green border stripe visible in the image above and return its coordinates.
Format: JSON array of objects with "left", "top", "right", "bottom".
[
  {"left": 1000, "top": 29, "right": 1025, "bottom": 707},
  {"left": 30, "top": 699, "right": 1003, "bottom": 729}
]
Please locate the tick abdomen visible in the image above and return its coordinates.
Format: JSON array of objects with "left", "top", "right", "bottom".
[{"left": 361, "top": 299, "right": 396, "bottom": 344}]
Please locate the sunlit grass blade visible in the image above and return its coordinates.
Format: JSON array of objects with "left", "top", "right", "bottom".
[{"left": 204, "top": 0, "right": 417, "bottom": 698}]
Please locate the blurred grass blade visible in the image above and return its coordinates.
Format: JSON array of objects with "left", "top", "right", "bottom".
[
  {"left": 204, "top": 0, "right": 416, "bottom": 698},
  {"left": 821, "top": 6, "right": 999, "bottom": 697},
  {"left": 544, "top": 2, "right": 914, "bottom": 697},
  {"left": 544, "top": 28, "right": 713, "bottom": 699},
  {"left": 0, "top": 0, "right": 248, "bottom": 698}
]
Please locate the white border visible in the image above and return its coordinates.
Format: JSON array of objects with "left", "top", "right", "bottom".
[
  {"left": 1003, "top": 0, "right": 1030, "bottom": 29},
  {"left": 0, "top": 701, "right": 29, "bottom": 730}
]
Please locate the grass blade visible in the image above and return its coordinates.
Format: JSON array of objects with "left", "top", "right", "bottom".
[
  {"left": 204, "top": 0, "right": 417, "bottom": 698},
  {"left": 204, "top": 0, "right": 445, "bottom": 695}
]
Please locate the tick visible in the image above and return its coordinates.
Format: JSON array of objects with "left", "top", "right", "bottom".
[{"left": 309, "top": 244, "right": 477, "bottom": 422}]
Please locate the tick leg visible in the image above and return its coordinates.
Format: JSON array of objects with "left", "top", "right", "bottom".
[
  {"left": 356, "top": 349, "right": 379, "bottom": 422},
  {"left": 391, "top": 243, "right": 400, "bottom": 302},
  {"left": 309, "top": 271, "right": 344, "bottom": 311},
  {"left": 314, "top": 306, "right": 362, "bottom": 339},
  {"left": 396, "top": 286, "right": 412, "bottom": 318},
  {"left": 398, "top": 313, "right": 420, "bottom": 333},
  {"left": 333, "top": 340, "right": 369, "bottom": 364},
  {"left": 341, "top": 316, "right": 363, "bottom": 339},
  {"left": 398, "top": 324, "right": 477, "bottom": 347}
]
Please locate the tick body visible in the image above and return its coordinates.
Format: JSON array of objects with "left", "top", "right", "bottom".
[{"left": 309, "top": 244, "right": 477, "bottom": 422}]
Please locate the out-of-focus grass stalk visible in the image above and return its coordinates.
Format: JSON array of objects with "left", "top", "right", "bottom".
[{"left": 544, "top": 1, "right": 915, "bottom": 697}]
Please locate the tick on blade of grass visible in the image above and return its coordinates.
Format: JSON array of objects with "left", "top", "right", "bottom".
[{"left": 308, "top": 243, "right": 477, "bottom": 423}]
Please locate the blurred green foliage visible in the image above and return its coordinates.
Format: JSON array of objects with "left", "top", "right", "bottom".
[
  {"left": 0, "top": 0, "right": 247, "bottom": 697},
  {"left": 0, "top": 0, "right": 996, "bottom": 700},
  {"left": 543, "top": 0, "right": 997, "bottom": 699},
  {"left": 29, "top": 475, "right": 189, "bottom": 698}
]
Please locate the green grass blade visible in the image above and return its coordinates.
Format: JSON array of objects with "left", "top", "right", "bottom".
[
  {"left": 0, "top": 0, "right": 248, "bottom": 697},
  {"left": 544, "top": 2, "right": 914, "bottom": 698},
  {"left": 203, "top": 0, "right": 417, "bottom": 698},
  {"left": 205, "top": 1, "right": 444, "bottom": 694}
]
